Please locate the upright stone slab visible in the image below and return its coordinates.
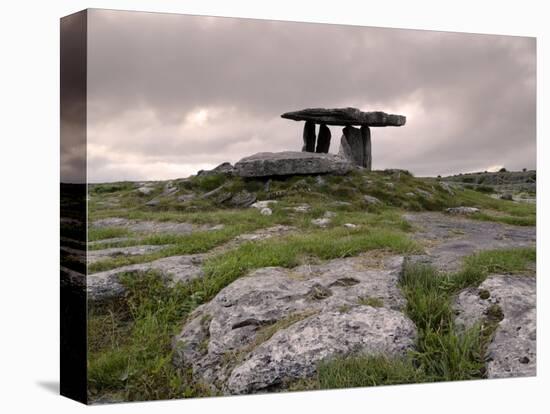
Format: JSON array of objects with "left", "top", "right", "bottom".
[
  {"left": 302, "top": 120, "right": 316, "bottom": 152},
  {"left": 339, "top": 126, "right": 364, "bottom": 166},
  {"left": 316, "top": 123, "right": 331, "bottom": 153},
  {"left": 361, "top": 125, "right": 372, "bottom": 170}
]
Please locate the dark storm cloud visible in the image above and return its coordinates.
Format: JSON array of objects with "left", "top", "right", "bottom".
[{"left": 87, "top": 9, "right": 536, "bottom": 182}]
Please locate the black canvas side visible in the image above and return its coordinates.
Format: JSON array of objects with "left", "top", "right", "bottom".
[{"left": 60, "top": 9, "right": 88, "bottom": 404}]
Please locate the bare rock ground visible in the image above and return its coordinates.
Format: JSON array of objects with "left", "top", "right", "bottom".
[{"left": 404, "top": 212, "right": 535, "bottom": 272}]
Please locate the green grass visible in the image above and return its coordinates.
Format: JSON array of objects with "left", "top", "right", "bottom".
[
  {"left": 198, "top": 227, "right": 421, "bottom": 300},
  {"left": 316, "top": 355, "right": 427, "bottom": 389},
  {"left": 88, "top": 224, "right": 257, "bottom": 273},
  {"left": 88, "top": 272, "right": 213, "bottom": 401},
  {"left": 88, "top": 227, "right": 132, "bottom": 242},
  {"left": 453, "top": 189, "right": 536, "bottom": 226}
]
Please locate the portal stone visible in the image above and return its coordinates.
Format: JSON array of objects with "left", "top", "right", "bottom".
[
  {"left": 302, "top": 120, "right": 316, "bottom": 152},
  {"left": 339, "top": 126, "right": 364, "bottom": 166},
  {"left": 316, "top": 124, "right": 331, "bottom": 153},
  {"left": 361, "top": 125, "right": 372, "bottom": 170}
]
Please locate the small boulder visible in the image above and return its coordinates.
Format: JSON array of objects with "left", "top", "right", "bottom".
[
  {"left": 145, "top": 199, "right": 160, "bottom": 207},
  {"left": 227, "top": 190, "right": 257, "bottom": 208},
  {"left": 292, "top": 204, "right": 311, "bottom": 213},
  {"left": 445, "top": 207, "right": 480, "bottom": 215},
  {"left": 137, "top": 186, "right": 154, "bottom": 195},
  {"left": 197, "top": 162, "right": 234, "bottom": 176},
  {"left": 439, "top": 182, "right": 455, "bottom": 195},
  {"left": 364, "top": 195, "right": 382, "bottom": 205},
  {"left": 312, "top": 217, "right": 331, "bottom": 227},
  {"left": 177, "top": 193, "right": 196, "bottom": 203},
  {"left": 344, "top": 223, "right": 357, "bottom": 229},
  {"left": 251, "top": 200, "right": 278, "bottom": 209},
  {"left": 260, "top": 207, "right": 272, "bottom": 216}
]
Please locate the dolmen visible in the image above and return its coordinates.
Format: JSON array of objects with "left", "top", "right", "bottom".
[{"left": 281, "top": 107, "right": 406, "bottom": 170}]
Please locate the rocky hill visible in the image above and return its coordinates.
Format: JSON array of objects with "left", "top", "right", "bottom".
[
  {"left": 71, "top": 168, "right": 536, "bottom": 403},
  {"left": 439, "top": 169, "right": 536, "bottom": 202}
]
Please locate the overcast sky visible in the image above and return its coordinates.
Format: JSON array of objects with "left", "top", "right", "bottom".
[{"left": 87, "top": 9, "right": 536, "bottom": 183}]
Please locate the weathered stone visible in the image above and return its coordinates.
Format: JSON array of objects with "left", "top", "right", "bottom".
[
  {"left": 234, "top": 151, "right": 353, "bottom": 178},
  {"left": 361, "top": 126, "right": 372, "bottom": 170},
  {"left": 227, "top": 190, "right": 257, "bottom": 208},
  {"left": 88, "top": 254, "right": 205, "bottom": 302},
  {"left": 404, "top": 212, "right": 536, "bottom": 272},
  {"left": 197, "top": 162, "right": 234, "bottom": 176},
  {"left": 92, "top": 218, "right": 199, "bottom": 235},
  {"left": 302, "top": 120, "right": 316, "bottom": 152},
  {"left": 292, "top": 204, "right": 311, "bottom": 213},
  {"left": 250, "top": 200, "right": 277, "bottom": 209},
  {"left": 344, "top": 223, "right": 358, "bottom": 229},
  {"left": 260, "top": 207, "right": 272, "bottom": 216},
  {"left": 339, "top": 126, "right": 364, "bottom": 166},
  {"left": 227, "top": 307, "right": 416, "bottom": 394},
  {"left": 137, "top": 186, "right": 154, "bottom": 195},
  {"left": 315, "top": 124, "right": 331, "bottom": 153},
  {"left": 145, "top": 199, "right": 160, "bottom": 207},
  {"left": 311, "top": 217, "right": 331, "bottom": 227},
  {"left": 363, "top": 195, "right": 382, "bottom": 205},
  {"left": 454, "top": 275, "right": 536, "bottom": 378},
  {"left": 445, "top": 207, "right": 480, "bottom": 215},
  {"left": 281, "top": 107, "right": 406, "bottom": 127},
  {"left": 177, "top": 193, "right": 196, "bottom": 203},
  {"left": 438, "top": 182, "right": 456, "bottom": 195},
  {"left": 87, "top": 245, "right": 169, "bottom": 265},
  {"left": 173, "top": 255, "right": 411, "bottom": 392}
]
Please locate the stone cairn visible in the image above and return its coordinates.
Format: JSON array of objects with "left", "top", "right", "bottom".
[{"left": 281, "top": 107, "right": 406, "bottom": 170}]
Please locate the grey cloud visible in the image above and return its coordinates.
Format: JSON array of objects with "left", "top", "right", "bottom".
[{"left": 87, "top": 9, "right": 535, "bottom": 182}]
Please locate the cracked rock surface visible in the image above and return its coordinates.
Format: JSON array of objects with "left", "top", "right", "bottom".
[
  {"left": 454, "top": 274, "right": 536, "bottom": 378},
  {"left": 173, "top": 254, "right": 416, "bottom": 392},
  {"left": 404, "top": 212, "right": 535, "bottom": 272},
  {"left": 88, "top": 254, "right": 205, "bottom": 301}
]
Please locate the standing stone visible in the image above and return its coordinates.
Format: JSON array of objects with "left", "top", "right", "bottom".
[
  {"left": 302, "top": 120, "right": 316, "bottom": 152},
  {"left": 338, "top": 125, "right": 372, "bottom": 169},
  {"left": 339, "top": 126, "right": 364, "bottom": 166},
  {"left": 316, "top": 124, "right": 331, "bottom": 153},
  {"left": 361, "top": 125, "right": 372, "bottom": 171}
]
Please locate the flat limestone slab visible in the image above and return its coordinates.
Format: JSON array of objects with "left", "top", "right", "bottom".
[
  {"left": 454, "top": 275, "right": 536, "bottom": 378},
  {"left": 281, "top": 107, "right": 406, "bottom": 127},
  {"left": 234, "top": 151, "right": 353, "bottom": 177}
]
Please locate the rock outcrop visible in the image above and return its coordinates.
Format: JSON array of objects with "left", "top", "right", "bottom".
[
  {"left": 227, "top": 307, "right": 416, "bottom": 394},
  {"left": 454, "top": 275, "right": 536, "bottom": 378},
  {"left": 234, "top": 151, "right": 353, "bottom": 177},
  {"left": 172, "top": 255, "right": 415, "bottom": 393}
]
